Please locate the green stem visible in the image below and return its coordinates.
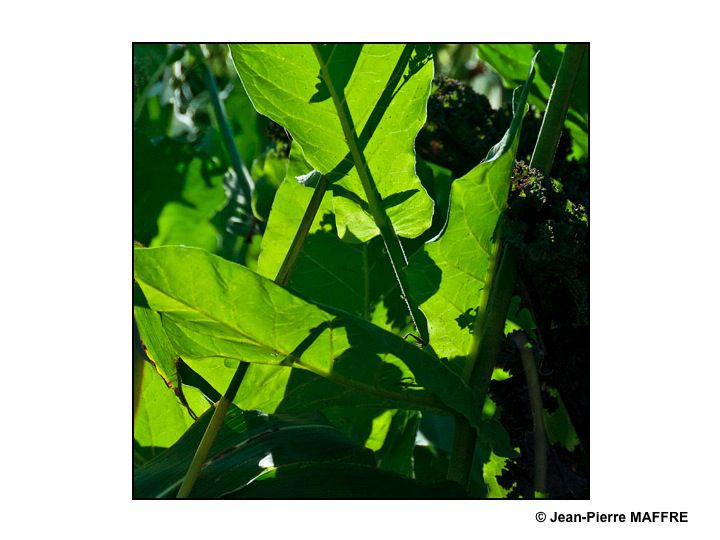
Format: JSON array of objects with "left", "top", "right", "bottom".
[
  {"left": 448, "top": 246, "right": 519, "bottom": 487},
  {"left": 311, "top": 45, "right": 427, "bottom": 343},
  {"left": 530, "top": 44, "right": 587, "bottom": 175},
  {"left": 176, "top": 173, "right": 329, "bottom": 497},
  {"left": 176, "top": 362, "right": 249, "bottom": 498},
  {"left": 446, "top": 416, "right": 475, "bottom": 487},
  {"left": 198, "top": 51, "right": 254, "bottom": 206},
  {"left": 275, "top": 174, "right": 329, "bottom": 285},
  {"left": 448, "top": 46, "right": 586, "bottom": 489},
  {"left": 511, "top": 332, "right": 547, "bottom": 497}
]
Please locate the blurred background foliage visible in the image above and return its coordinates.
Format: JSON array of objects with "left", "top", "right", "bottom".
[{"left": 133, "top": 43, "right": 588, "bottom": 498}]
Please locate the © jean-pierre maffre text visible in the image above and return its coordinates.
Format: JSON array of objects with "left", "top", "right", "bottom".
[{"left": 549, "top": 511, "right": 688, "bottom": 523}]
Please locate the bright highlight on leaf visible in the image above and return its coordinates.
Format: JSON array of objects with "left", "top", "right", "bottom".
[
  {"left": 132, "top": 43, "right": 589, "bottom": 499},
  {"left": 406, "top": 56, "right": 537, "bottom": 362},
  {"left": 230, "top": 44, "right": 434, "bottom": 242},
  {"left": 133, "top": 245, "right": 482, "bottom": 426}
]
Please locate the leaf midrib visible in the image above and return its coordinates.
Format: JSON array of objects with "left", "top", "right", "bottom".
[{"left": 135, "top": 276, "right": 449, "bottom": 413}]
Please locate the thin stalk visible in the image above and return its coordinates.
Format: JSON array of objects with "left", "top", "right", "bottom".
[
  {"left": 176, "top": 362, "right": 249, "bottom": 498},
  {"left": 197, "top": 48, "right": 254, "bottom": 206},
  {"left": 530, "top": 44, "right": 587, "bottom": 175},
  {"left": 176, "top": 173, "right": 329, "bottom": 497},
  {"left": 511, "top": 332, "right": 547, "bottom": 496},
  {"left": 311, "top": 45, "right": 427, "bottom": 343},
  {"left": 275, "top": 175, "right": 329, "bottom": 285}
]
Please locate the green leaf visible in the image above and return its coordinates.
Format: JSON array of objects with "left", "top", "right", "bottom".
[
  {"left": 406, "top": 59, "right": 535, "bottom": 363},
  {"left": 230, "top": 44, "right": 434, "bottom": 242},
  {"left": 133, "top": 135, "right": 226, "bottom": 251},
  {"left": 222, "top": 78, "right": 263, "bottom": 170},
  {"left": 250, "top": 150, "right": 288, "bottom": 222},
  {"left": 228, "top": 462, "right": 467, "bottom": 499},
  {"left": 476, "top": 44, "right": 588, "bottom": 159},
  {"left": 257, "top": 149, "right": 411, "bottom": 332},
  {"left": 504, "top": 295, "right": 538, "bottom": 339},
  {"left": 543, "top": 386, "right": 580, "bottom": 452},
  {"left": 133, "top": 361, "right": 210, "bottom": 458},
  {"left": 134, "top": 246, "right": 482, "bottom": 426},
  {"left": 133, "top": 305, "right": 179, "bottom": 387},
  {"left": 320, "top": 407, "right": 420, "bottom": 476},
  {"left": 242, "top": 149, "right": 417, "bottom": 429},
  {"left": 373, "top": 409, "right": 421, "bottom": 477},
  {"left": 134, "top": 405, "right": 375, "bottom": 498},
  {"left": 150, "top": 157, "right": 227, "bottom": 252}
]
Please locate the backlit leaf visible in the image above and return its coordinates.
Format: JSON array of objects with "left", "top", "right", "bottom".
[
  {"left": 134, "top": 246, "right": 482, "bottom": 426},
  {"left": 406, "top": 62, "right": 535, "bottom": 362},
  {"left": 230, "top": 44, "right": 434, "bottom": 242}
]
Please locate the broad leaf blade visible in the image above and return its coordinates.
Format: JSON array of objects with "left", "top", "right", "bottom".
[
  {"left": 134, "top": 246, "right": 482, "bottom": 426},
  {"left": 406, "top": 58, "right": 536, "bottom": 362},
  {"left": 257, "top": 149, "right": 412, "bottom": 332},
  {"left": 134, "top": 406, "right": 374, "bottom": 498},
  {"left": 133, "top": 135, "right": 226, "bottom": 251},
  {"left": 227, "top": 462, "right": 467, "bottom": 499},
  {"left": 134, "top": 360, "right": 210, "bottom": 461},
  {"left": 133, "top": 292, "right": 179, "bottom": 387},
  {"left": 230, "top": 44, "right": 434, "bottom": 242}
]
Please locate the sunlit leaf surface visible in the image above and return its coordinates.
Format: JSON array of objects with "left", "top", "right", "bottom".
[{"left": 230, "top": 44, "right": 434, "bottom": 242}]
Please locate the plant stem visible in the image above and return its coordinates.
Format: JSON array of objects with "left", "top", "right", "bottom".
[
  {"left": 511, "top": 331, "right": 547, "bottom": 496},
  {"left": 176, "top": 173, "right": 329, "bottom": 497},
  {"left": 311, "top": 45, "right": 427, "bottom": 343},
  {"left": 446, "top": 416, "right": 475, "bottom": 486},
  {"left": 275, "top": 174, "right": 329, "bottom": 285},
  {"left": 447, "top": 246, "right": 519, "bottom": 488},
  {"left": 530, "top": 44, "right": 587, "bottom": 175},
  {"left": 197, "top": 48, "right": 254, "bottom": 206},
  {"left": 133, "top": 60, "right": 166, "bottom": 125},
  {"left": 176, "top": 362, "right": 249, "bottom": 498},
  {"left": 448, "top": 46, "right": 586, "bottom": 490}
]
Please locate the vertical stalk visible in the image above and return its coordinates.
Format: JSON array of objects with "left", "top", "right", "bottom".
[
  {"left": 176, "top": 362, "right": 248, "bottom": 498},
  {"left": 530, "top": 44, "right": 587, "bottom": 174},
  {"left": 447, "top": 246, "right": 518, "bottom": 487},
  {"left": 275, "top": 174, "right": 329, "bottom": 285},
  {"left": 195, "top": 45, "right": 257, "bottom": 261},
  {"left": 513, "top": 42, "right": 586, "bottom": 498},
  {"left": 511, "top": 332, "right": 547, "bottom": 496},
  {"left": 448, "top": 44, "right": 586, "bottom": 491},
  {"left": 197, "top": 47, "right": 254, "bottom": 204},
  {"left": 311, "top": 45, "right": 427, "bottom": 343}
]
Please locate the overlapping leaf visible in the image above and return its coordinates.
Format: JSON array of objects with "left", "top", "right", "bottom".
[
  {"left": 134, "top": 360, "right": 210, "bottom": 463},
  {"left": 406, "top": 57, "right": 536, "bottom": 361},
  {"left": 134, "top": 246, "right": 482, "bottom": 425},
  {"left": 228, "top": 462, "right": 466, "bottom": 499},
  {"left": 256, "top": 149, "right": 410, "bottom": 331},
  {"left": 134, "top": 405, "right": 374, "bottom": 498},
  {"left": 230, "top": 44, "right": 434, "bottom": 242}
]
